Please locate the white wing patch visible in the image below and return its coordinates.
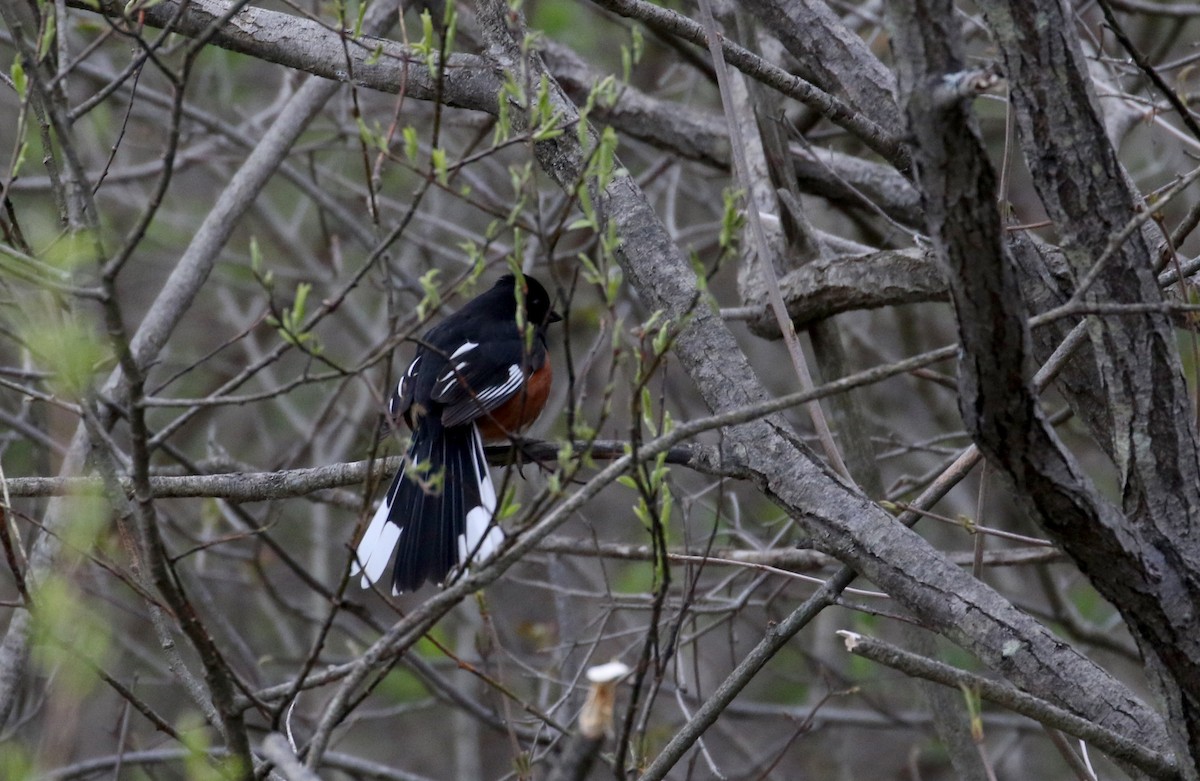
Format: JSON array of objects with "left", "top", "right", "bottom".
[
  {"left": 450, "top": 341, "right": 478, "bottom": 359},
  {"left": 474, "top": 364, "right": 524, "bottom": 405},
  {"left": 457, "top": 424, "right": 503, "bottom": 568},
  {"left": 353, "top": 491, "right": 402, "bottom": 589},
  {"left": 395, "top": 355, "right": 421, "bottom": 402},
  {"left": 437, "top": 361, "right": 470, "bottom": 393}
]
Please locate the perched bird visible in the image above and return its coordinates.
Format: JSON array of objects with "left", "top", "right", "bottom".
[{"left": 353, "top": 273, "right": 561, "bottom": 593}]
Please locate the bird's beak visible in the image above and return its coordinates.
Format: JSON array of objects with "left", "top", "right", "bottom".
[{"left": 547, "top": 310, "right": 563, "bottom": 324}]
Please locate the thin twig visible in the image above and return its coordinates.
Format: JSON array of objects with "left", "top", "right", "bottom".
[
  {"left": 694, "top": 0, "right": 851, "bottom": 480},
  {"left": 837, "top": 631, "right": 1173, "bottom": 778}
]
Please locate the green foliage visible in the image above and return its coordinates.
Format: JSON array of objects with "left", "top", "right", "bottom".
[
  {"left": 248, "top": 236, "right": 272, "bottom": 287},
  {"left": 40, "top": 228, "right": 95, "bottom": 274},
  {"left": 506, "top": 253, "right": 531, "bottom": 335},
  {"left": 497, "top": 483, "right": 522, "bottom": 521},
  {"left": 495, "top": 74, "right": 518, "bottom": 144},
  {"left": 620, "top": 26, "right": 643, "bottom": 83},
  {"left": 506, "top": 162, "right": 533, "bottom": 224},
  {"left": 610, "top": 558, "right": 653, "bottom": 595},
  {"left": 33, "top": 576, "right": 110, "bottom": 699},
  {"left": 440, "top": 2, "right": 457, "bottom": 60},
  {"left": 530, "top": 75, "right": 563, "bottom": 142},
  {"left": 403, "top": 456, "right": 442, "bottom": 494},
  {"left": 413, "top": 624, "right": 451, "bottom": 658},
  {"left": 36, "top": 13, "right": 55, "bottom": 61},
  {"left": 529, "top": 2, "right": 575, "bottom": 37},
  {"left": 621, "top": 449, "right": 672, "bottom": 530},
  {"left": 415, "top": 268, "right": 441, "bottom": 321},
  {"left": 402, "top": 125, "right": 420, "bottom": 162},
  {"left": 574, "top": 221, "right": 622, "bottom": 307},
  {"left": 458, "top": 239, "right": 485, "bottom": 274},
  {"left": 266, "top": 282, "right": 322, "bottom": 354},
  {"left": 412, "top": 9, "right": 437, "bottom": 73},
  {"left": 0, "top": 742, "right": 33, "bottom": 781},
  {"left": 357, "top": 115, "right": 387, "bottom": 152},
  {"left": 410, "top": 4, "right": 457, "bottom": 76},
  {"left": 591, "top": 126, "right": 619, "bottom": 191},
  {"left": 178, "top": 712, "right": 242, "bottom": 781},
  {"left": 10, "top": 57, "right": 26, "bottom": 99},
  {"left": 571, "top": 126, "right": 621, "bottom": 235},
  {"left": 934, "top": 641, "right": 979, "bottom": 672},
  {"left": 1066, "top": 580, "right": 1112, "bottom": 623},
  {"left": 377, "top": 667, "right": 429, "bottom": 702},
  {"left": 520, "top": 28, "right": 544, "bottom": 56},
  {"left": 18, "top": 306, "right": 109, "bottom": 399},
  {"left": 30, "top": 493, "right": 111, "bottom": 700},
  {"left": 612, "top": 305, "right": 683, "bottom": 569},
  {"left": 757, "top": 648, "right": 810, "bottom": 704},
  {"left": 718, "top": 187, "right": 746, "bottom": 254},
  {"left": 845, "top": 647, "right": 877, "bottom": 680},
  {"left": 353, "top": 0, "right": 367, "bottom": 37},
  {"left": 958, "top": 683, "right": 985, "bottom": 742},
  {"left": 431, "top": 146, "right": 448, "bottom": 185},
  {"left": 512, "top": 750, "right": 533, "bottom": 778},
  {"left": 0, "top": 242, "right": 71, "bottom": 292}
]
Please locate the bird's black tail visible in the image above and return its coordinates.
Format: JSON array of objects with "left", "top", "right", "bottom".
[{"left": 352, "top": 420, "right": 502, "bottom": 593}]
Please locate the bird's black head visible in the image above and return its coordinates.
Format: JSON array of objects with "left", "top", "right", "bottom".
[{"left": 495, "top": 273, "right": 562, "bottom": 327}]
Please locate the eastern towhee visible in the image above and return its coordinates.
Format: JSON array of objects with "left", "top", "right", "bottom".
[{"left": 353, "top": 273, "right": 562, "bottom": 593}]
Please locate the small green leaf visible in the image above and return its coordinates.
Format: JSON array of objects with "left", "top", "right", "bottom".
[
  {"left": 356, "top": 116, "right": 381, "bottom": 150},
  {"left": 37, "top": 14, "right": 56, "bottom": 61},
  {"left": 419, "top": 9, "right": 434, "bottom": 52},
  {"left": 419, "top": 9, "right": 436, "bottom": 71},
  {"left": 719, "top": 187, "right": 746, "bottom": 251},
  {"left": 179, "top": 712, "right": 237, "bottom": 781},
  {"left": 354, "top": 0, "right": 367, "bottom": 37},
  {"left": 532, "top": 124, "right": 563, "bottom": 142},
  {"left": 431, "top": 147, "right": 448, "bottom": 185},
  {"left": 441, "top": 1, "right": 458, "bottom": 54},
  {"left": 271, "top": 282, "right": 321, "bottom": 353},
  {"left": 292, "top": 282, "right": 310, "bottom": 320},
  {"left": 249, "top": 236, "right": 263, "bottom": 274},
  {"left": 605, "top": 266, "right": 623, "bottom": 305},
  {"left": 403, "top": 126, "right": 419, "bottom": 161},
  {"left": 23, "top": 315, "right": 110, "bottom": 399},
  {"left": 958, "top": 684, "right": 984, "bottom": 742},
  {"left": 10, "top": 59, "right": 27, "bottom": 99},
  {"left": 416, "top": 268, "right": 441, "bottom": 320}
]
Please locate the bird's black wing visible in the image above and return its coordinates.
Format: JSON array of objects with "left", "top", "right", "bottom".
[{"left": 428, "top": 333, "right": 544, "bottom": 428}]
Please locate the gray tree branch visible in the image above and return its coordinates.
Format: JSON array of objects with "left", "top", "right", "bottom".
[{"left": 889, "top": 0, "right": 1197, "bottom": 774}]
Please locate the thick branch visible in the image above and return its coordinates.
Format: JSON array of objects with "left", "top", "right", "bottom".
[
  {"left": 743, "top": 0, "right": 901, "bottom": 133},
  {"left": 978, "top": 0, "right": 1200, "bottom": 768},
  {"left": 890, "top": 0, "right": 1194, "bottom": 773}
]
